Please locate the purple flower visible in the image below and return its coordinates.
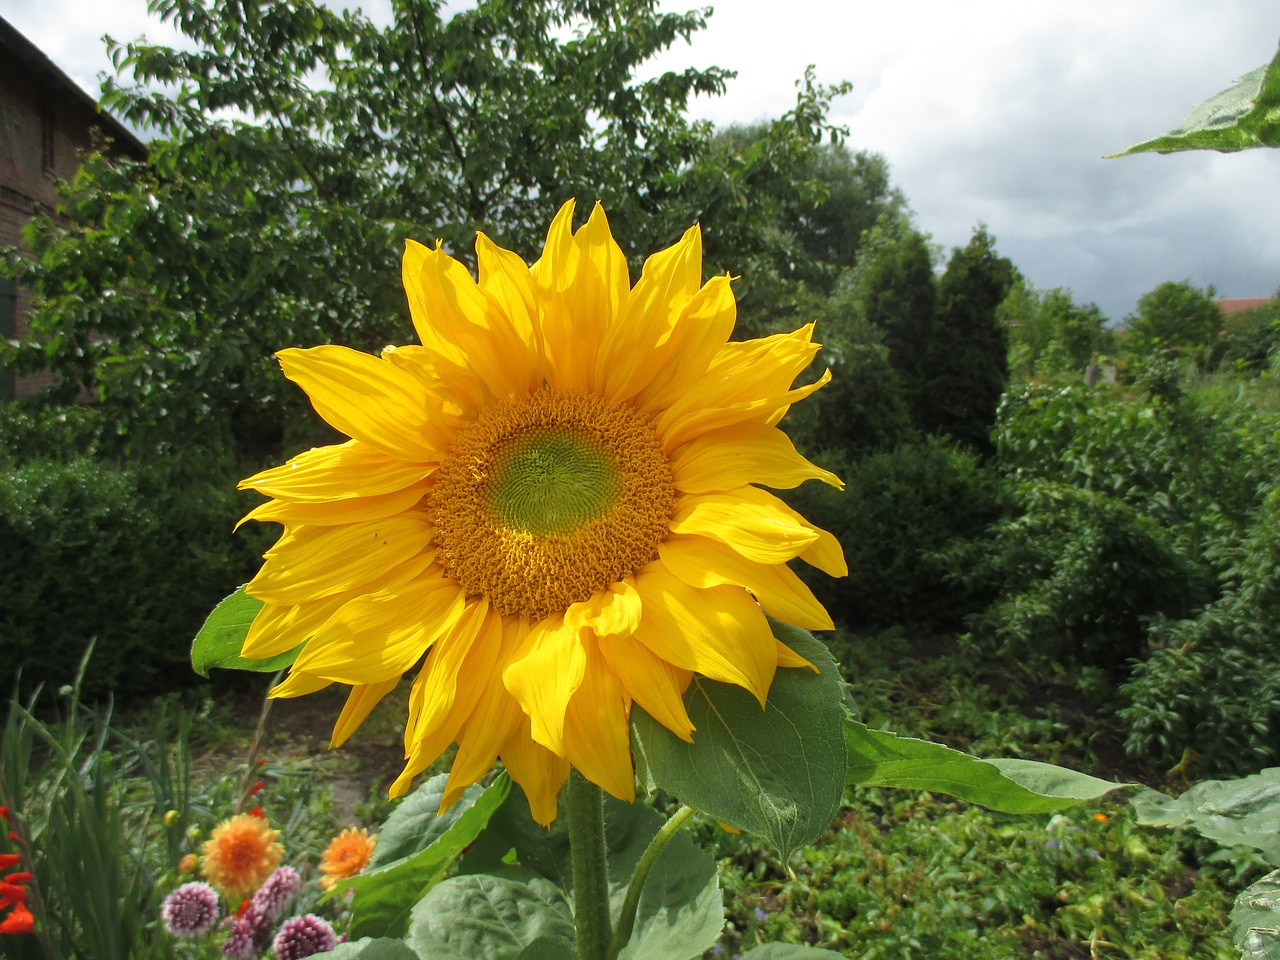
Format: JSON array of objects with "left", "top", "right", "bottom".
[
  {"left": 1044, "top": 839, "right": 1061, "bottom": 849},
  {"left": 222, "top": 907, "right": 272, "bottom": 959},
  {"left": 753, "top": 906, "right": 769, "bottom": 922},
  {"left": 162, "top": 881, "right": 220, "bottom": 938},
  {"left": 273, "top": 914, "right": 338, "bottom": 959},
  {"left": 252, "top": 866, "right": 302, "bottom": 921}
]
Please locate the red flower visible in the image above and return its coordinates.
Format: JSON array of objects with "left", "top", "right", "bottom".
[
  {"left": 0, "top": 901, "right": 34, "bottom": 935},
  {"left": 0, "top": 855, "right": 18, "bottom": 870}
]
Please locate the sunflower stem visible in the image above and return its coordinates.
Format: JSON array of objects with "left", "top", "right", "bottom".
[
  {"left": 568, "top": 771, "right": 611, "bottom": 960},
  {"left": 607, "top": 804, "right": 696, "bottom": 960}
]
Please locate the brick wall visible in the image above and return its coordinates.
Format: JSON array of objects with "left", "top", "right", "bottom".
[{"left": 0, "top": 18, "right": 146, "bottom": 401}]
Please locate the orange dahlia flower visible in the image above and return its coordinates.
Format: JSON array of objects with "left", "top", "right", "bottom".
[
  {"left": 200, "top": 813, "right": 283, "bottom": 902},
  {"left": 318, "top": 827, "right": 377, "bottom": 892}
]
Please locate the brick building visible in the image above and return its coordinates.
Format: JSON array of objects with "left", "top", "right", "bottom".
[{"left": 0, "top": 15, "right": 146, "bottom": 400}]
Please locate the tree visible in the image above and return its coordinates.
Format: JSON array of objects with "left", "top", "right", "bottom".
[
  {"left": 1001, "top": 282, "right": 1111, "bottom": 382},
  {"left": 1123, "top": 280, "right": 1222, "bottom": 369},
  {"left": 4, "top": 0, "right": 733, "bottom": 465},
  {"left": 917, "top": 225, "right": 1016, "bottom": 450},
  {"left": 846, "top": 214, "right": 937, "bottom": 421}
]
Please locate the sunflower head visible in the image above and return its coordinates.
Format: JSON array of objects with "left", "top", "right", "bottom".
[
  {"left": 199, "top": 813, "right": 283, "bottom": 902},
  {"left": 239, "top": 199, "right": 845, "bottom": 825},
  {"left": 318, "top": 827, "right": 377, "bottom": 892}
]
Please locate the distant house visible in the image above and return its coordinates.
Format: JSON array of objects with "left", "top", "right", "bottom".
[
  {"left": 1215, "top": 297, "right": 1274, "bottom": 317},
  {"left": 0, "top": 15, "right": 147, "bottom": 400}
]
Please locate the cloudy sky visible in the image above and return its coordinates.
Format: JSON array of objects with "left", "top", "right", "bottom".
[{"left": 5, "top": 0, "right": 1279, "bottom": 320}]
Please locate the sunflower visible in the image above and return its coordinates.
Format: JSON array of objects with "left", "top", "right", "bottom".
[
  {"left": 200, "top": 814, "right": 283, "bottom": 902},
  {"left": 239, "top": 200, "right": 846, "bottom": 825},
  {"left": 318, "top": 828, "right": 377, "bottom": 892}
]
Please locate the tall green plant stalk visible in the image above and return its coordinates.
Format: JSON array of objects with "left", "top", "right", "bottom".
[{"left": 567, "top": 772, "right": 612, "bottom": 960}]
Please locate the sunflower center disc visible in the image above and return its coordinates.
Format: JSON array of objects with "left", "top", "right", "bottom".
[{"left": 430, "top": 388, "right": 675, "bottom": 623}]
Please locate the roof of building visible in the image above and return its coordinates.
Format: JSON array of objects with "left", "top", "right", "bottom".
[
  {"left": 0, "top": 14, "right": 147, "bottom": 159},
  {"left": 1215, "top": 297, "right": 1274, "bottom": 316}
]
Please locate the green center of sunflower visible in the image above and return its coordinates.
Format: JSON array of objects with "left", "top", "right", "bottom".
[
  {"left": 488, "top": 427, "right": 620, "bottom": 536},
  {"left": 429, "top": 388, "right": 675, "bottom": 623}
]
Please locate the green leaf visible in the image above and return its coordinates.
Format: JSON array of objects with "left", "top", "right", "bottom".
[
  {"left": 631, "top": 623, "right": 846, "bottom": 861},
  {"left": 461, "top": 786, "right": 723, "bottom": 960},
  {"left": 1231, "top": 870, "right": 1280, "bottom": 959},
  {"left": 739, "top": 946, "right": 848, "bottom": 959},
  {"left": 325, "top": 938, "right": 422, "bottom": 959},
  {"left": 1131, "top": 767, "right": 1280, "bottom": 866},
  {"left": 406, "top": 873, "right": 575, "bottom": 960},
  {"left": 1111, "top": 46, "right": 1280, "bottom": 155},
  {"left": 845, "top": 719, "right": 1128, "bottom": 813},
  {"left": 344, "top": 773, "right": 512, "bottom": 939},
  {"left": 190, "top": 585, "right": 300, "bottom": 677}
]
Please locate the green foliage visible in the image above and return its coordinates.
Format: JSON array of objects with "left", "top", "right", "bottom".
[
  {"left": 785, "top": 436, "right": 1002, "bottom": 631},
  {"left": 845, "top": 719, "right": 1125, "bottom": 813},
  {"left": 3, "top": 0, "right": 733, "bottom": 462},
  {"left": 708, "top": 794, "right": 1234, "bottom": 959},
  {"left": 1111, "top": 44, "right": 1280, "bottom": 154},
  {"left": 1000, "top": 282, "right": 1112, "bottom": 382},
  {"left": 846, "top": 214, "right": 937, "bottom": 419},
  {"left": 1122, "top": 281, "right": 1223, "bottom": 369},
  {"left": 1131, "top": 766, "right": 1280, "bottom": 866},
  {"left": 917, "top": 225, "right": 1015, "bottom": 450},
  {"left": 1231, "top": 870, "right": 1280, "bottom": 960},
  {"left": 0, "top": 457, "right": 267, "bottom": 699},
  {"left": 954, "top": 480, "right": 1202, "bottom": 669},
  {"left": 631, "top": 626, "right": 846, "bottom": 861},
  {"left": 1218, "top": 300, "right": 1280, "bottom": 374},
  {"left": 191, "top": 586, "right": 298, "bottom": 677}
]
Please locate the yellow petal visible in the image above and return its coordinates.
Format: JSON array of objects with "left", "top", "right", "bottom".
[
  {"left": 633, "top": 275, "right": 737, "bottom": 415},
  {"left": 669, "top": 487, "right": 819, "bottom": 566},
  {"left": 292, "top": 572, "right": 467, "bottom": 684},
  {"left": 535, "top": 200, "right": 626, "bottom": 393},
  {"left": 270, "top": 670, "right": 332, "bottom": 698},
  {"left": 562, "top": 637, "right": 635, "bottom": 802},
  {"left": 477, "top": 232, "right": 542, "bottom": 372},
  {"left": 332, "top": 677, "right": 401, "bottom": 748},
  {"left": 775, "top": 640, "right": 817, "bottom": 671},
  {"left": 244, "top": 552, "right": 437, "bottom": 658},
  {"left": 631, "top": 563, "right": 776, "bottom": 705},
  {"left": 502, "top": 617, "right": 586, "bottom": 757},
  {"left": 277, "top": 345, "right": 450, "bottom": 460},
  {"left": 499, "top": 718, "right": 570, "bottom": 826},
  {"left": 801, "top": 525, "right": 848, "bottom": 578},
  {"left": 563, "top": 581, "right": 642, "bottom": 642},
  {"left": 403, "top": 600, "right": 498, "bottom": 757},
  {"left": 237, "top": 481, "right": 430, "bottom": 531},
  {"left": 598, "top": 628, "right": 695, "bottom": 742},
  {"left": 597, "top": 223, "right": 703, "bottom": 404},
  {"left": 670, "top": 420, "right": 843, "bottom": 493},
  {"left": 239, "top": 440, "right": 433, "bottom": 502},
  {"left": 658, "top": 535, "right": 835, "bottom": 631},
  {"left": 441, "top": 616, "right": 528, "bottom": 811},
  {"left": 246, "top": 514, "right": 435, "bottom": 605},
  {"left": 409, "top": 240, "right": 537, "bottom": 402}
]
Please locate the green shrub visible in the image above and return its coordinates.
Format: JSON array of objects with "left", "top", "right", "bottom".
[
  {"left": 785, "top": 436, "right": 1002, "bottom": 631},
  {"left": 952, "top": 482, "right": 1209, "bottom": 671},
  {"left": 0, "top": 457, "right": 267, "bottom": 700}
]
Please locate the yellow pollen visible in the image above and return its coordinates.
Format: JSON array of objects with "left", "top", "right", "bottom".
[{"left": 429, "top": 388, "right": 675, "bottom": 622}]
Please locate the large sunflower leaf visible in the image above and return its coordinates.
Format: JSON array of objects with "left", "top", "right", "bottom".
[
  {"left": 1131, "top": 766, "right": 1280, "bottom": 866},
  {"left": 325, "top": 939, "right": 421, "bottom": 959},
  {"left": 460, "top": 786, "right": 723, "bottom": 960},
  {"left": 1231, "top": 870, "right": 1280, "bottom": 960},
  {"left": 631, "top": 623, "right": 846, "bottom": 860},
  {"left": 406, "top": 873, "right": 575, "bottom": 960},
  {"left": 739, "top": 946, "right": 848, "bottom": 959},
  {"left": 342, "top": 773, "right": 511, "bottom": 939},
  {"left": 845, "top": 719, "right": 1128, "bottom": 812},
  {"left": 190, "top": 584, "right": 301, "bottom": 676},
  {"left": 1111, "top": 45, "right": 1280, "bottom": 155}
]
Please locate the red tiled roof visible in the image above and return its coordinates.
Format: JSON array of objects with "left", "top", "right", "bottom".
[{"left": 1215, "top": 298, "right": 1273, "bottom": 315}]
